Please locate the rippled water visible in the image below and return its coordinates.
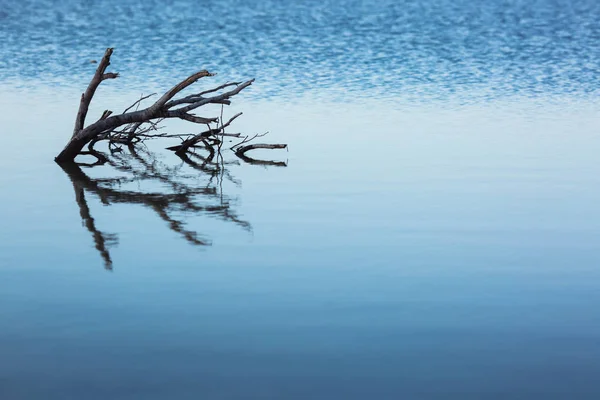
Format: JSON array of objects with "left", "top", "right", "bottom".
[
  {"left": 2, "top": 0, "right": 600, "bottom": 100},
  {"left": 1, "top": 1, "right": 600, "bottom": 399}
]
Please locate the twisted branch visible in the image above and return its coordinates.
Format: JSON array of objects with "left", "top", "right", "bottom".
[{"left": 56, "top": 48, "right": 286, "bottom": 169}]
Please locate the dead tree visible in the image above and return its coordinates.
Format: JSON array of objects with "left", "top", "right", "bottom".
[{"left": 55, "top": 48, "right": 286, "bottom": 165}]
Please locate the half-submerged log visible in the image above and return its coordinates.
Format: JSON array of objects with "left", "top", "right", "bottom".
[{"left": 56, "top": 48, "right": 286, "bottom": 165}]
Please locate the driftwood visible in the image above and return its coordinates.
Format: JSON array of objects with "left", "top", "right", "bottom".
[
  {"left": 56, "top": 49, "right": 287, "bottom": 269},
  {"left": 235, "top": 144, "right": 288, "bottom": 167},
  {"left": 56, "top": 48, "right": 287, "bottom": 165}
]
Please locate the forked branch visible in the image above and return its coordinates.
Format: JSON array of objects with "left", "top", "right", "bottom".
[{"left": 56, "top": 48, "right": 286, "bottom": 166}]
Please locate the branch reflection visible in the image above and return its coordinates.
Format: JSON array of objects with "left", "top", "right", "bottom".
[{"left": 61, "top": 145, "right": 277, "bottom": 270}]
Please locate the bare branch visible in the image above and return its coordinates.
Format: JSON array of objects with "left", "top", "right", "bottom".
[
  {"left": 234, "top": 144, "right": 288, "bottom": 167},
  {"left": 99, "top": 110, "right": 113, "bottom": 120},
  {"left": 199, "top": 81, "right": 242, "bottom": 96},
  {"left": 123, "top": 93, "right": 157, "bottom": 114},
  {"left": 148, "top": 70, "right": 214, "bottom": 114},
  {"left": 231, "top": 131, "right": 268, "bottom": 151},
  {"left": 102, "top": 72, "right": 119, "bottom": 80},
  {"left": 166, "top": 111, "right": 218, "bottom": 125},
  {"left": 168, "top": 112, "right": 243, "bottom": 155},
  {"left": 56, "top": 49, "right": 285, "bottom": 166},
  {"left": 173, "top": 80, "right": 254, "bottom": 114},
  {"left": 235, "top": 143, "right": 287, "bottom": 154},
  {"left": 164, "top": 81, "right": 241, "bottom": 108},
  {"left": 72, "top": 47, "right": 118, "bottom": 138}
]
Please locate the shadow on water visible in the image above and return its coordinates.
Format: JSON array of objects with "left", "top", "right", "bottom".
[{"left": 60, "top": 145, "right": 286, "bottom": 270}]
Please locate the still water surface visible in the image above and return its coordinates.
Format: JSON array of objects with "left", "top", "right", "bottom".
[{"left": 1, "top": 0, "right": 600, "bottom": 398}]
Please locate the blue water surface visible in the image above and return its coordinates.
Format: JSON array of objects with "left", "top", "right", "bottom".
[
  {"left": 0, "top": 0, "right": 599, "bottom": 399},
  {"left": 1, "top": 0, "right": 600, "bottom": 100}
]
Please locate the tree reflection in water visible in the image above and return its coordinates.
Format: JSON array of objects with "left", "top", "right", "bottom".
[{"left": 61, "top": 145, "right": 285, "bottom": 270}]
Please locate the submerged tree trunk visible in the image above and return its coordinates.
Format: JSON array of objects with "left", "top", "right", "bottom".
[
  {"left": 56, "top": 48, "right": 285, "bottom": 165},
  {"left": 56, "top": 136, "right": 90, "bottom": 163}
]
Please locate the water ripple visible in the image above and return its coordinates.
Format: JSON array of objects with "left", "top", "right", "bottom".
[{"left": 1, "top": 0, "right": 599, "bottom": 102}]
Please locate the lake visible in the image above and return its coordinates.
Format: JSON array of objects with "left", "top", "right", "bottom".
[{"left": 1, "top": 0, "right": 600, "bottom": 399}]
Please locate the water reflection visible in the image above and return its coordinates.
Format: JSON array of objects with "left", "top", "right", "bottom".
[{"left": 60, "top": 145, "right": 282, "bottom": 269}]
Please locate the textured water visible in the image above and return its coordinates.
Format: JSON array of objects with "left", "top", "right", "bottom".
[
  {"left": 2, "top": 0, "right": 600, "bottom": 101},
  {"left": 1, "top": 1, "right": 600, "bottom": 399}
]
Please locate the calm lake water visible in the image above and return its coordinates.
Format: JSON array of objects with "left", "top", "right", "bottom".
[{"left": 1, "top": 0, "right": 600, "bottom": 399}]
